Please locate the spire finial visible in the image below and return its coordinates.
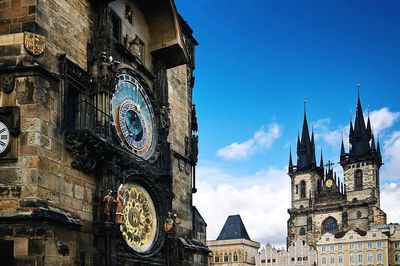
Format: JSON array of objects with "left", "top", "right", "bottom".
[
  {"left": 357, "top": 80, "right": 360, "bottom": 99},
  {"left": 304, "top": 97, "right": 307, "bottom": 115}
]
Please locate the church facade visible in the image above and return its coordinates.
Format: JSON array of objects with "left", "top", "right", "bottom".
[
  {"left": 0, "top": 0, "right": 208, "bottom": 265},
  {"left": 287, "top": 92, "right": 387, "bottom": 248}
]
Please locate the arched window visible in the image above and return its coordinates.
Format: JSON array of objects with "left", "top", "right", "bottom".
[
  {"left": 300, "top": 227, "right": 306, "bottom": 236},
  {"left": 233, "top": 252, "right": 238, "bottom": 262},
  {"left": 224, "top": 253, "right": 228, "bottom": 262},
  {"left": 214, "top": 254, "right": 220, "bottom": 263},
  {"left": 322, "top": 217, "right": 338, "bottom": 234},
  {"left": 354, "top": 170, "right": 363, "bottom": 190},
  {"left": 357, "top": 211, "right": 362, "bottom": 219},
  {"left": 300, "top": 180, "right": 306, "bottom": 198}
]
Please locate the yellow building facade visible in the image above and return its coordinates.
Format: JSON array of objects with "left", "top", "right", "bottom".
[{"left": 316, "top": 228, "right": 390, "bottom": 266}]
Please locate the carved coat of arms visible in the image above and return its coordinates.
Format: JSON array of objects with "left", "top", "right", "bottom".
[{"left": 24, "top": 32, "right": 46, "bottom": 56}]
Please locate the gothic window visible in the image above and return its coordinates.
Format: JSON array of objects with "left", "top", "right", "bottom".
[
  {"left": 111, "top": 10, "right": 121, "bottom": 42},
  {"left": 224, "top": 253, "right": 228, "bottom": 262},
  {"left": 233, "top": 252, "right": 238, "bottom": 262},
  {"left": 356, "top": 211, "right": 362, "bottom": 219},
  {"left": 214, "top": 254, "right": 220, "bottom": 263},
  {"left": 300, "top": 180, "right": 306, "bottom": 198},
  {"left": 322, "top": 217, "right": 338, "bottom": 234},
  {"left": 354, "top": 170, "right": 363, "bottom": 190},
  {"left": 296, "top": 184, "right": 299, "bottom": 194},
  {"left": 300, "top": 227, "right": 306, "bottom": 236}
]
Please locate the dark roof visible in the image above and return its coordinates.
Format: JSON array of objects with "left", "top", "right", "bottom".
[
  {"left": 334, "top": 228, "right": 367, "bottom": 239},
  {"left": 216, "top": 215, "right": 251, "bottom": 241}
]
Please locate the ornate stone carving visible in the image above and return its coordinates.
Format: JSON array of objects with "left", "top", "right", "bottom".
[
  {"left": 191, "top": 104, "right": 198, "bottom": 132},
  {"left": 0, "top": 74, "right": 15, "bottom": 94},
  {"left": 160, "top": 104, "right": 170, "bottom": 130},
  {"left": 64, "top": 131, "right": 99, "bottom": 173},
  {"left": 98, "top": 52, "right": 118, "bottom": 93},
  {"left": 57, "top": 241, "right": 70, "bottom": 256},
  {"left": 190, "top": 135, "right": 199, "bottom": 164},
  {"left": 103, "top": 190, "right": 116, "bottom": 222},
  {"left": 24, "top": 32, "right": 46, "bottom": 56},
  {"left": 128, "top": 36, "right": 143, "bottom": 61}
]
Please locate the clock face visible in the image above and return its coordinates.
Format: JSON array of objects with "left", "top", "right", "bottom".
[
  {"left": 0, "top": 121, "right": 10, "bottom": 155},
  {"left": 325, "top": 179, "right": 333, "bottom": 188},
  {"left": 111, "top": 74, "right": 156, "bottom": 160},
  {"left": 119, "top": 183, "right": 157, "bottom": 253}
]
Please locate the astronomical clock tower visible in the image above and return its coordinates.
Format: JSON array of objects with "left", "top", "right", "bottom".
[{"left": 0, "top": 0, "right": 208, "bottom": 265}]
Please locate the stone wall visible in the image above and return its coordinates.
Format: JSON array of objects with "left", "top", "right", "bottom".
[
  {"left": 291, "top": 172, "right": 320, "bottom": 208},
  {"left": 167, "top": 64, "right": 193, "bottom": 237},
  {"left": 0, "top": 1, "right": 96, "bottom": 264},
  {"left": 344, "top": 161, "right": 379, "bottom": 203}
]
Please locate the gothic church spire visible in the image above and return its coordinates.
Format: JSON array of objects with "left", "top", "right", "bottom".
[
  {"left": 296, "top": 102, "right": 316, "bottom": 170},
  {"left": 349, "top": 84, "right": 372, "bottom": 157}
]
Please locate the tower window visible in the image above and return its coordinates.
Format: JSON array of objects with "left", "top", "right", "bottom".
[
  {"left": 300, "top": 180, "right": 306, "bottom": 198},
  {"left": 111, "top": 10, "right": 121, "bottom": 42},
  {"left": 300, "top": 227, "right": 306, "bottom": 236},
  {"left": 354, "top": 170, "right": 363, "bottom": 190},
  {"left": 357, "top": 211, "right": 362, "bottom": 219}
]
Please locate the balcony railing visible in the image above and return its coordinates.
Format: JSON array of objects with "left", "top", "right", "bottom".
[{"left": 64, "top": 100, "right": 111, "bottom": 140}]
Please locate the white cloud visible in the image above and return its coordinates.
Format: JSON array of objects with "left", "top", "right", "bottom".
[
  {"left": 193, "top": 166, "right": 290, "bottom": 247},
  {"left": 369, "top": 108, "right": 400, "bottom": 135},
  {"left": 381, "top": 182, "right": 400, "bottom": 223},
  {"left": 382, "top": 131, "right": 400, "bottom": 180},
  {"left": 314, "top": 118, "right": 348, "bottom": 149},
  {"left": 217, "top": 123, "right": 282, "bottom": 160}
]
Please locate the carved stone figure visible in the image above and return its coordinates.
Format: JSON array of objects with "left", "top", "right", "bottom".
[
  {"left": 0, "top": 74, "right": 15, "bottom": 94},
  {"left": 103, "top": 190, "right": 116, "bottom": 222},
  {"left": 160, "top": 104, "right": 170, "bottom": 129},
  {"left": 115, "top": 185, "right": 124, "bottom": 224},
  {"left": 164, "top": 212, "right": 174, "bottom": 233},
  {"left": 129, "top": 37, "right": 142, "bottom": 60}
]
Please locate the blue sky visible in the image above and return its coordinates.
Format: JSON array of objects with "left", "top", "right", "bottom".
[{"left": 175, "top": 0, "right": 400, "bottom": 246}]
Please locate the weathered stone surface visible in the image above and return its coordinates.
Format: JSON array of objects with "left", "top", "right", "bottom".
[{"left": 14, "top": 237, "right": 29, "bottom": 256}]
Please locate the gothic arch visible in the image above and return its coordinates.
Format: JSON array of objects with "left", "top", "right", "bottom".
[
  {"left": 300, "top": 226, "right": 306, "bottom": 236},
  {"left": 354, "top": 169, "right": 363, "bottom": 190},
  {"left": 322, "top": 217, "right": 338, "bottom": 234},
  {"left": 233, "top": 252, "right": 238, "bottom": 262}
]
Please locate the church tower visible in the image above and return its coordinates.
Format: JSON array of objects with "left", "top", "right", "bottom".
[
  {"left": 288, "top": 110, "right": 323, "bottom": 209},
  {"left": 287, "top": 107, "right": 324, "bottom": 246},
  {"left": 287, "top": 88, "right": 387, "bottom": 249},
  {"left": 340, "top": 89, "right": 386, "bottom": 227}
]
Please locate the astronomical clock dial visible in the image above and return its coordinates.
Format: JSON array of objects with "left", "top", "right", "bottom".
[
  {"left": 0, "top": 121, "right": 10, "bottom": 155},
  {"left": 119, "top": 183, "right": 157, "bottom": 253},
  {"left": 325, "top": 179, "right": 333, "bottom": 188},
  {"left": 111, "top": 74, "right": 156, "bottom": 160}
]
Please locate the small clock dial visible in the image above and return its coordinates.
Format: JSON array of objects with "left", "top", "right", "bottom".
[
  {"left": 119, "top": 183, "right": 157, "bottom": 253},
  {"left": 111, "top": 74, "right": 156, "bottom": 160},
  {"left": 0, "top": 121, "right": 10, "bottom": 155}
]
